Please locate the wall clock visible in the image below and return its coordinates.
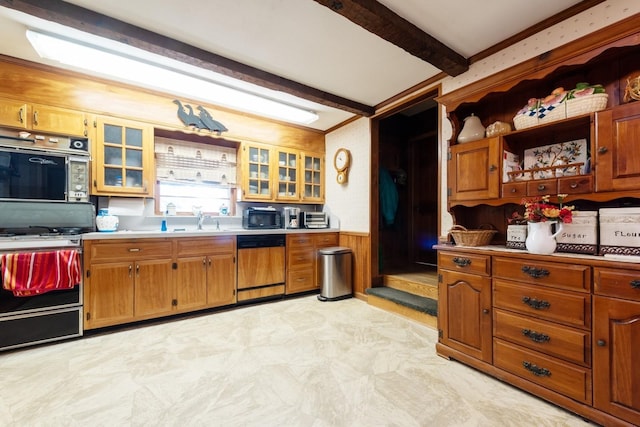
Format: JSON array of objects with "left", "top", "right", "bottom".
[{"left": 334, "top": 148, "right": 351, "bottom": 184}]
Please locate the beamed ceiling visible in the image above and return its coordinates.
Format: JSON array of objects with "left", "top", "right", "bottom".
[{"left": 0, "top": 0, "right": 605, "bottom": 130}]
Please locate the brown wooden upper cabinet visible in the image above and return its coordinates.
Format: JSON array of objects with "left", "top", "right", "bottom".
[
  {"left": 448, "top": 137, "right": 500, "bottom": 202},
  {"left": 0, "top": 98, "right": 87, "bottom": 137},
  {"left": 595, "top": 101, "right": 640, "bottom": 192},
  {"left": 241, "top": 142, "right": 325, "bottom": 204},
  {"left": 91, "top": 116, "right": 155, "bottom": 197}
]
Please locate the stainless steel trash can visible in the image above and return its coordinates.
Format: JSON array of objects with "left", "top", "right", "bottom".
[{"left": 318, "top": 246, "right": 352, "bottom": 301}]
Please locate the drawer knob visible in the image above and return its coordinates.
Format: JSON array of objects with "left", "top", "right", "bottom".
[
  {"left": 452, "top": 257, "right": 471, "bottom": 267},
  {"left": 569, "top": 182, "right": 578, "bottom": 189},
  {"left": 630, "top": 280, "right": 640, "bottom": 289},
  {"left": 522, "top": 329, "right": 550, "bottom": 343},
  {"left": 522, "top": 296, "right": 551, "bottom": 310},
  {"left": 597, "top": 339, "right": 606, "bottom": 347},
  {"left": 482, "top": 309, "right": 489, "bottom": 314},
  {"left": 537, "top": 184, "right": 546, "bottom": 191},
  {"left": 522, "top": 361, "right": 551, "bottom": 377},
  {"left": 598, "top": 146, "right": 608, "bottom": 154},
  {"left": 521, "top": 266, "right": 550, "bottom": 279}
]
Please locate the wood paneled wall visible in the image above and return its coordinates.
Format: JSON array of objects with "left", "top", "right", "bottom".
[
  {"left": 338, "top": 232, "right": 371, "bottom": 300},
  {"left": 0, "top": 55, "right": 324, "bottom": 151}
]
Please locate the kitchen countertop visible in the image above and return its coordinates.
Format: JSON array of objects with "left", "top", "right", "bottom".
[{"left": 82, "top": 228, "right": 340, "bottom": 240}]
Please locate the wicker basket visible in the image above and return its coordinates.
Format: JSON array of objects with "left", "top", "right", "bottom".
[
  {"left": 449, "top": 225, "right": 497, "bottom": 247},
  {"left": 565, "top": 93, "right": 608, "bottom": 118}
]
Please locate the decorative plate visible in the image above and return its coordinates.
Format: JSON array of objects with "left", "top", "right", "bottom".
[{"left": 524, "top": 138, "right": 587, "bottom": 179}]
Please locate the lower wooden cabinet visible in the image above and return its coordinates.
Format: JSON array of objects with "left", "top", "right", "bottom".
[
  {"left": 593, "top": 266, "right": 640, "bottom": 426},
  {"left": 84, "top": 236, "right": 236, "bottom": 329},
  {"left": 285, "top": 232, "right": 338, "bottom": 294},
  {"left": 437, "top": 247, "right": 640, "bottom": 426},
  {"left": 175, "top": 236, "right": 236, "bottom": 309},
  {"left": 437, "top": 251, "right": 492, "bottom": 363},
  {"left": 83, "top": 239, "right": 173, "bottom": 329}
]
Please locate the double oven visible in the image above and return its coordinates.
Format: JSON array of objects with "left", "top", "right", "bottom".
[{"left": 0, "top": 129, "right": 93, "bottom": 351}]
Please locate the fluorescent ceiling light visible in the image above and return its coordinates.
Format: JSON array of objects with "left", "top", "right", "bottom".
[{"left": 26, "top": 29, "right": 319, "bottom": 125}]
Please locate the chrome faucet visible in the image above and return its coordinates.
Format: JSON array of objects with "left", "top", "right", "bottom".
[{"left": 196, "top": 211, "right": 206, "bottom": 230}]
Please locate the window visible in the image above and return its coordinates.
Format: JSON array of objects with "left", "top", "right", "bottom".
[{"left": 155, "top": 136, "right": 237, "bottom": 215}]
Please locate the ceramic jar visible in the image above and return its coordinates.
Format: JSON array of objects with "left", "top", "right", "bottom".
[
  {"left": 525, "top": 221, "right": 563, "bottom": 254},
  {"left": 457, "top": 114, "right": 486, "bottom": 143},
  {"left": 96, "top": 209, "right": 119, "bottom": 232}
]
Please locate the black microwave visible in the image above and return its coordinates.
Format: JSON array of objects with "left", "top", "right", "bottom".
[{"left": 242, "top": 207, "right": 282, "bottom": 229}]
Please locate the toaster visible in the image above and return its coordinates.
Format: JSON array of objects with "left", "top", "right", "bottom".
[{"left": 300, "top": 212, "right": 329, "bottom": 229}]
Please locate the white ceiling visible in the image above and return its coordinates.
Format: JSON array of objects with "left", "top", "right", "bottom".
[{"left": 0, "top": 0, "right": 589, "bottom": 130}]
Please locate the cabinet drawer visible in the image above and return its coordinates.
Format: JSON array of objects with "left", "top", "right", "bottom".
[
  {"left": 494, "top": 309, "right": 590, "bottom": 366},
  {"left": 87, "top": 240, "right": 172, "bottom": 262},
  {"left": 438, "top": 251, "right": 490, "bottom": 276},
  {"left": 594, "top": 267, "right": 640, "bottom": 301},
  {"left": 287, "top": 234, "right": 313, "bottom": 248},
  {"left": 175, "top": 236, "right": 235, "bottom": 255},
  {"left": 526, "top": 179, "right": 556, "bottom": 197},
  {"left": 502, "top": 182, "right": 527, "bottom": 198},
  {"left": 557, "top": 175, "right": 593, "bottom": 194},
  {"left": 314, "top": 232, "right": 339, "bottom": 247},
  {"left": 493, "top": 257, "right": 590, "bottom": 292},
  {"left": 493, "top": 279, "right": 591, "bottom": 328},
  {"left": 286, "top": 269, "right": 316, "bottom": 294},
  {"left": 287, "top": 248, "right": 315, "bottom": 269},
  {"left": 494, "top": 339, "right": 591, "bottom": 404}
]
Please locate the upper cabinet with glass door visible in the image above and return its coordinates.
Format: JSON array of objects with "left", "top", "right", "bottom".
[
  {"left": 275, "top": 147, "right": 299, "bottom": 201},
  {"left": 301, "top": 152, "right": 324, "bottom": 203},
  {"left": 242, "top": 143, "right": 272, "bottom": 200},
  {"left": 91, "top": 116, "right": 154, "bottom": 197}
]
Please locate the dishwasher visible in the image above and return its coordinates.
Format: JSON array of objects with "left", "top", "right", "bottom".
[{"left": 236, "top": 234, "right": 286, "bottom": 302}]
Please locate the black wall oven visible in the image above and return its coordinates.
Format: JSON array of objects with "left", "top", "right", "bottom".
[{"left": 0, "top": 131, "right": 89, "bottom": 203}]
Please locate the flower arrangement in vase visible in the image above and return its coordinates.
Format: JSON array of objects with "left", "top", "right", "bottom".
[{"left": 512, "top": 195, "right": 573, "bottom": 254}]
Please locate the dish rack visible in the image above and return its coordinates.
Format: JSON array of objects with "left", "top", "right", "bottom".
[{"left": 506, "top": 162, "right": 585, "bottom": 181}]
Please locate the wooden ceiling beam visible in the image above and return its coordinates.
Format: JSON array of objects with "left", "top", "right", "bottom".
[
  {"left": 0, "top": 0, "right": 375, "bottom": 117},
  {"left": 313, "top": 0, "right": 469, "bottom": 76}
]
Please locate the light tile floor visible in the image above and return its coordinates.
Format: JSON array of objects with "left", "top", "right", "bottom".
[{"left": 1, "top": 296, "right": 593, "bottom": 426}]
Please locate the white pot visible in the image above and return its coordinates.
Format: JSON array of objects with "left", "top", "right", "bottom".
[{"left": 525, "top": 221, "right": 562, "bottom": 254}]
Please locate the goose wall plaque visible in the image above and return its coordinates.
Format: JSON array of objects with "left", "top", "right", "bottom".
[{"left": 173, "top": 100, "right": 228, "bottom": 135}]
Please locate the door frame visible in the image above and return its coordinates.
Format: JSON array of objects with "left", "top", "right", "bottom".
[{"left": 370, "top": 86, "right": 442, "bottom": 284}]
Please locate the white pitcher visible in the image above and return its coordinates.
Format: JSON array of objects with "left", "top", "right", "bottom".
[{"left": 525, "top": 221, "right": 563, "bottom": 254}]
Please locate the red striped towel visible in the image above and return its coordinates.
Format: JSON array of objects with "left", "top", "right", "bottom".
[{"left": 0, "top": 250, "right": 81, "bottom": 297}]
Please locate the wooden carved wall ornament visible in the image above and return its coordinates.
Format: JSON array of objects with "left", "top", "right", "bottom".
[{"left": 173, "top": 100, "right": 229, "bottom": 135}]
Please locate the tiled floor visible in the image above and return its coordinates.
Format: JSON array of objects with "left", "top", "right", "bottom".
[{"left": 1, "top": 296, "right": 592, "bottom": 426}]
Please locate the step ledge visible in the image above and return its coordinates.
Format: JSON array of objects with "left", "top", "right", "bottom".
[{"left": 366, "top": 287, "right": 437, "bottom": 316}]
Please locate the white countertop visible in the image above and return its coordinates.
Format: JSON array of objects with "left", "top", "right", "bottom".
[{"left": 82, "top": 228, "right": 340, "bottom": 240}]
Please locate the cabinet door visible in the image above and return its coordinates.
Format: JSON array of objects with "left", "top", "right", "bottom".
[
  {"left": 31, "top": 104, "right": 87, "bottom": 137},
  {"left": 275, "top": 148, "right": 299, "bottom": 201},
  {"left": 85, "top": 261, "right": 135, "bottom": 329},
  {"left": 242, "top": 143, "right": 272, "bottom": 200},
  {"left": 175, "top": 256, "right": 208, "bottom": 312},
  {"left": 207, "top": 253, "right": 237, "bottom": 307},
  {"left": 593, "top": 296, "right": 640, "bottom": 425},
  {"left": 439, "top": 269, "right": 492, "bottom": 362},
  {"left": 301, "top": 152, "right": 324, "bottom": 202},
  {"left": 134, "top": 258, "right": 174, "bottom": 319},
  {"left": 448, "top": 137, "right": 500, "bottom": 201},
  {"left": 595, "top": 103, "right": 640, "bottom": 192},
  {"left": 0, "top": 99, "right": 28, "bottom": 129},
  {"left": 93, "top": 116, "right": 154, "bottom": 196}
]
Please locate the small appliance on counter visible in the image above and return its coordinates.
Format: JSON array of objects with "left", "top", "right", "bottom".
[
  {"left": 300, "top": 211, "right": 329, "bottom": 229},
  {"left": 242, "top": 206, "right": 282, "bottom": 229},
  {"left": 282, "top": 206, "right": 300, "bottom": 229}
]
